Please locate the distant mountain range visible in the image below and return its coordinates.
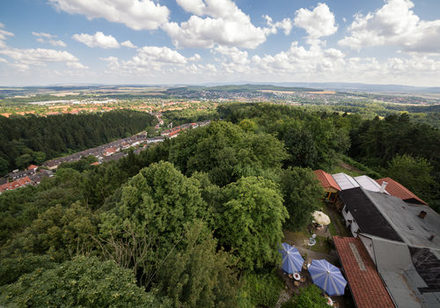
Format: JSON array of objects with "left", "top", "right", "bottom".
[
  {"left": 2, "top": 82, "right": 440, "bottom": 94},
  {"left": 198, "top": 82, "right": 440, "bottom": 94}
]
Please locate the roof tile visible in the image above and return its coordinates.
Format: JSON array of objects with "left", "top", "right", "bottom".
[
  {"left": 376, "top": 177, "right": 426, "bottom": 205},
  {"left": 334, "top": 236, "right": 395, "bottom": 308},
  {"left": 314, "top": 169, "right": 341, "bottom": 191}
]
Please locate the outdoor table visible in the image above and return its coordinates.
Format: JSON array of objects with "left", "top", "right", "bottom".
[{"left": 326, "top": 297, "right": 334, "bottom": 306}]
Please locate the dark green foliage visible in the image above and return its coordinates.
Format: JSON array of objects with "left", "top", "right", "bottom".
[
  {"left": 282, "top": 285, "right": 328, "bottom": 308},
  {"left": 0, "top": 169, "right": 85, "bottom": 247},
  {"left": 280, "top": 167, "right": 324, "bottom": 231},
  {"left": 169, "top": 121, "right": 287, "bottom": 186},
  {"left": 0, "top": 256, "right": 158, "bottom": 307},
  {"left": 0, "top": 254, "right": 55, "bottom": 286},
  {"left": 0, "top": 110, "right": 155, "bottom": 172},
  {"left": 158, "top": 220, "right": 238, "bottom": 308},
  {"left": 238, "top": 272, "right": 284, "bottom": 308},
  {"left": 0, "top": 157, "right": 8, "bottom": 176},
  {"left": 218, "top": 103, "right": 351, "bottom": 170},
  {"left": 3, "top": 202, "right": 98, "bottom": 261},
  {"left": 99, "top": 161, "right": 208, "bottom": 280},
  {"left": 215, "top": 177, "right": 288, "bottom": 270},
  {"left": 350, "top": 113, "right": 440, "bottom": 172},
  {"left": 350, "top": 113, "right": 440, "bottom": 207},
  {"left": 387, "top": 154, "right": 436, "bottom": 202}
]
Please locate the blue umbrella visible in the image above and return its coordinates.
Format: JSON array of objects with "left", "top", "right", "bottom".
[
  {"left": 280, "top": 243, "right": 304, "bottom": 274},
  {"left": 308, "top": 259, "right": 347, "bottom": 296}
]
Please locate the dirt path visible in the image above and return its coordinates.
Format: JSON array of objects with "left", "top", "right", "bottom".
[{"left": 338, "top": 161, "right": 361, "bottom": 173}]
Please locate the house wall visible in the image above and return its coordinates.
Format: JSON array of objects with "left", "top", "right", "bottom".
[
  {"left": 358, "top": 234, "right": 376, "bottom": 265},
  {"left": 342, "top": 205, "right": 360, "bottom": 236}
]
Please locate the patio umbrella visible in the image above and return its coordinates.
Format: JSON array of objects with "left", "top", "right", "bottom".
[
  {"left": 312, "top": 211, "right": 331, "bottom": 226},
  {"left": 308, "top": 259, "right": 347, "bottom": 296},
  {"left": 280, "top": 243, "right": 304, "bottom": 274}
]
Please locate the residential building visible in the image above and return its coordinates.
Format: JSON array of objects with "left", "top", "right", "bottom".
[
  {"left": 333, "top": 236, "right": 395, "bottom": 308},
  {"left": 313, "top": 169, "right": 341, "bottom": 202},
  {"left": 377, "top": 177, "right": 427, "bottom": 205}
]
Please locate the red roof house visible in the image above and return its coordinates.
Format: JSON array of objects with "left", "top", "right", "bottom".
[
  {"left": 333, "top": 236, "right": 395, "bottom": 308},
  {"left": 27, "top": 164, "right": 38, "bottom": 171},
  {"left": 103, "top": 147, "right": 117, "bottom": 156},
  {"left": 313, "top": 169, "right": 341, "bottom": 192},
  {"left": 0, "top": 176, "right": 32, "bottom": 193},
  {"left": 376, "top": 177, "right": 426, "bottom": 205}
]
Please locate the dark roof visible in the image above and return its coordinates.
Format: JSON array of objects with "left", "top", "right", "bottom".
[
  {"left": 334, "top": 236, "right": 395, "bottom": 308},
  {"left": 377, "top": 177, "right": 426, "bottom": 205},
  {"left": 409, "top": 247, "right": 440, "bottom": 293},
  {"left": 339, "top": 187, "right": 403, "bottom": 242}
]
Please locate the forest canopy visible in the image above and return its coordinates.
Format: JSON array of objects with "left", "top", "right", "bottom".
[
  {"left": 1, "top": 103, "right": 439, "bottom": 306},
  {"left": 0, "top": 110, "right": 156, "bottom": 175}
]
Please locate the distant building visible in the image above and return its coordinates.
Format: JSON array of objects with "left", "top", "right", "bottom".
[
  {"left": 0, "top": 176, "right": 32, "bottom": 194},
  {"left": 103, "top": 147, "right": 117, "bottom": 156},
  {"left": 27, "top": 164, "right": 38, "bottom": 172}
]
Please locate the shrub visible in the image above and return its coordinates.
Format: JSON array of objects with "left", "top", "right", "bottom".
[{"left": 238, "top": 272, "right": 284, "bottom": 308}]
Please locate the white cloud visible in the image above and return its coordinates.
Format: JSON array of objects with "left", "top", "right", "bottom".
[
  {"left": 294, "top": 3, "right": 338, "bottom": 41},
  {"left": 339, "top": 0, "right": 440, "bottom": 53},
  {"left": 0, "top": 23, "right": 14, "bottom": 47},
  {"left": 0, "top": 47, "right": 87, "bottom": 70},
  {"left": 72, "top": 32, "right": 120, "bottom": 48},
  {"left": 102, "top": 46, "right": 201, "bottom": 74},
  {"left": 32, "top": 32, "right": 66, "bottom": 47},
  {"left": 121, "top": 40, "right": 137, "bottom": 48},
  {"left": 252, "top": 42, "right": 345, "bottom": 75},
  {"left": 212, "top": 46, "right": 250, "bottom": 73},
  {"left": 132, "top": 46, "right": 188, "bottom": 65},
  {"left": 264, "top": 15, "right": 293, "bottom": 35},
  {"left": 164, "top": 0, "right": 288, "bottom": 49},
  {"left": 49, "top": 0, "right": 169, "bottom": 30},
  {"left": 0, "top": 57, "right": 8, "bottom": 64}
]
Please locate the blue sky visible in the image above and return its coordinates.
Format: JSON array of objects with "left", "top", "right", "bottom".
[{"left": 0, "top": 0, "right": 440, "bottom": 86}]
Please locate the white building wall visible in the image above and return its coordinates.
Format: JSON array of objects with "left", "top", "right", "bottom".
[
  {"left": 342, "top": 205, "right": 360, "bottom": 237},
  {"left": 358, "top": 235, "right": 376, "bottom": 264}
]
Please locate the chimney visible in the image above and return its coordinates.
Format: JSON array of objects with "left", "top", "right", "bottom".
[
  {"left": 380, "top": 181, "right": 388, "bottom": 193},
  {"left": 418, "top": 211, "right": 427, "bottom": 219}
]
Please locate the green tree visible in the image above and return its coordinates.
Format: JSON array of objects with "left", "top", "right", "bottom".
[
  {"left": 239, "top": 119, "right": 258, "bottom": 132},
  {"left": 215, "top": 176, "right": 288, "bottom": 270},
  {"left": 158, "top": 220, "right": 238, "bottom": 308},
  {"left": 282, "top": 285, "right": 328, "bottom": 308},
  {"left": 238, "top": 272, "right": 284, "bottom": 308},
  {"left": 0, "top": 157, "right": 8, "bottom": 176},
  {"left": 169, "top": 121, "right": 287, "bottom": 186},
  {"left": 15, "top": 153, "right": 32, "bottom": 169},
  {"left": 0, "top": 256, "right": 159, "bottom": 307},
  {"left": 7, "top": 202, "right": 98, "bottom": 261},
  {"left": 0, "top": 254, "right": 55, "bottom": 286},
  {"left": 99, "top": 161, "right": 208, "bottom": 280},
  {"left": 387, "top": 154, "right": 435, "bottom": 201},
  {"left": 280, "top": 167, "right": 324, "bottom": 231},
  {"left": 32, "top": 151, "right": 46, "bottom": 165}
]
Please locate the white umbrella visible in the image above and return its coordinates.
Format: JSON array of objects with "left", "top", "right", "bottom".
[{"left": 312, "top": 211, "right": 331, "bottom": 226}]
